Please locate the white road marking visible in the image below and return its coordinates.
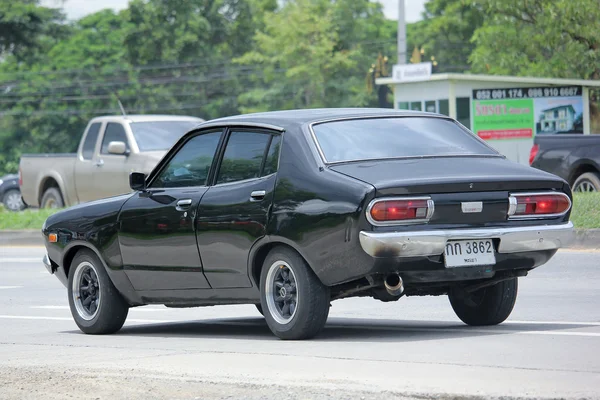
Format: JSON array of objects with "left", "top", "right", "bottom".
[
  {"left": 0, "top": 286, "right": 23, "bottom": 290},
  {"left": 0, "top": 258, "right": 41, "bottom": 263},
  {"left": 507, "top": 320, "right": 600, "bottom": 326},
  {"left": 1, "top": 315, "right": 600, "bottom": 337},
  {"left": 30, "top": 305, "right": 166, "bottom": 312},
  {"left": 0, "top": 315, "right": 173, "bottom": 324}
]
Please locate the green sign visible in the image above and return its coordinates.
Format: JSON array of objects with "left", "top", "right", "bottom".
[
  {"left": 472, "top": 86, "right": 583, "bottom": 140},
  {"left": 472, "top": 98, "right": 534, "bottom": 140}
]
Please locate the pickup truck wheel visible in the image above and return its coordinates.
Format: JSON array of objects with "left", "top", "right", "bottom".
[
  {"left": 449, "top": 278, "right": 518, "bottom": 326},
  {"left": 41, "top": 187, "right": 64, "bottom": 208},
  {"left": 260, "top": 247, "right": 330, "bottom": 340},
  {"left": 67, "top": 249, "right": 129, "bottom": 334},
  {"left": 2, "top": 189, "right": 25, "bottom": 211},
  {"left": 573, "top": 172, "right": 600, "bottom": 192}
]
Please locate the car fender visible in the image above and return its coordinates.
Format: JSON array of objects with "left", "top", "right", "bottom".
[
  {"left": 59, "top": 240, "right": 143, "bottom": 306},
  {"left": 247, "top": 235, "right": 318, "bottom": 288}
]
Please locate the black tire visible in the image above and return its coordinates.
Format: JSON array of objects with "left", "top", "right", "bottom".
[
  {"left": 449, "top": 278, "right": 518, "bottom": 326},
  {"left": 2, "top": 189, "right": 25, "bottom": 211},
  {"left": 260, "top": 247, "right": 330, "bottom": 340},
  {"left": 41, "top": 187, "right": 64, "bottom": 208},
  {"left": 573, "top": 172, "right": 600, "bottom": 192},
  {"left": 67, "top": 249, "right": 129, "bottom": 334}
]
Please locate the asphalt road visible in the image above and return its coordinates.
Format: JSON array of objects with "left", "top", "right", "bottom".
[{"left": 0, "top": 246, "right": 599, "bottom": 400}]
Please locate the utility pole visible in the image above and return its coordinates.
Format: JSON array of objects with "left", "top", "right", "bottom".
[{"left": 397, "top": 0, "right": 406, "bottom": 65}]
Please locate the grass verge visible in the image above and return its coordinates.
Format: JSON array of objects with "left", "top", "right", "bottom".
[
  {"left": 0, "top": 193, "right": 599, "bottom": 230},
  {"left": 571, "top": 193, "right": 600, "bottom": 229},
  {"left": 0, "top": 206, "right": 60, "bottom": 230}
]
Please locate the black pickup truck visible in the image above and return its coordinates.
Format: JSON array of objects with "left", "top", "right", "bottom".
[{"left": 530, "top": 135, "right": 600, "bottom": 192}]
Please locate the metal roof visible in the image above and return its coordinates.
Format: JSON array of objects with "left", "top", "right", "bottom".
[{"left": 375, "top": 73, "right": 600, "bottom": 87}]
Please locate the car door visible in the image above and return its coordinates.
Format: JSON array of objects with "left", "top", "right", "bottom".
[
  {"left": 74, "top": 122, "right": 103, "bottom": 203},
  {"left": 197, "top": 129, "right": 281, "bottom": 288},
  {"left": 118, "top": 130, "right": 224, "bottom": 291},
  {"left": 93, "top": 122, "right": 134, "bottom": 199}
]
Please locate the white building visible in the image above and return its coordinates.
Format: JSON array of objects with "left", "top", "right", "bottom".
[{"left": 376, "top": 64, "right": 600, "bottom": 165}]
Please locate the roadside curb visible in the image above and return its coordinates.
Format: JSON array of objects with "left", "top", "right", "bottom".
[
  {"left": 571, "top": 228, "right": 600, "bottom": 250},
  {"left": 1, "top": 228, "right": 600, "bottom": 249},
  {"left": 0, "top": 230, "right": 43, "bottom": 246}
]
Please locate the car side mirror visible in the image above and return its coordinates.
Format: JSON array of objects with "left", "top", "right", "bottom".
[
  {"left": 108, "top": 141, "right": 128, "bottom": 155},
  {"left": 129, "top": 172, "right": 146, "bottom": 191}
]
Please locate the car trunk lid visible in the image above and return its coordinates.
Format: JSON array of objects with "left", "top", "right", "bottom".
[{"left": 330, "top": 156, "right": 568, "bottom": 225}]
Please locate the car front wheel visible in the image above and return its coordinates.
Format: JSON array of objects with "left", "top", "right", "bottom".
[
  {"left": 448, "top": 277, "right": 518, "bottom": 326},
  {"left": 260, "top": 247, "right": 330, "bottom": 340},
  {"left": 2, "top": 189, "right": 25, "bottom": 211},
  {"left": 68, "top": 249, "right": 129, "bottom": 334}
]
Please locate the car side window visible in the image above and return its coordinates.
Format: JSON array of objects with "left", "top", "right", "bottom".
[
  {"left": 151, "top": 131, "right": 222, "bottom": 188},
  {"left": 216, "top": 131, "right": 272, "bottom": 184},
  {"left": 81, "top": 123, "right": 101, "bottom": 160},
  {"left": 101, "top": 123, "right": 129, "bottom": 154},
  {"left": 262, "top": 135, "right": 281, "bottom": 176}
]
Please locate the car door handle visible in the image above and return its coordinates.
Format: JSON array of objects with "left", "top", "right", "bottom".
[
  {"left": 176, "top": 199, "right": 192, "bottom": 210},
  {"left": 250, "top": 190, "right": 266, "bottom": 201},
  {"left": 95, "top": 159, "right": 104, "bottom": 167}
]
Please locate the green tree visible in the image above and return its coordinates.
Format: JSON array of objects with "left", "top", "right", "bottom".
[
  {"left": 409, "top": 0, "right": 483, "bottom": 72},
  {"left": 470, "top": 0, "right": 599, "bottom": 79},
  {"left": 235, "top": 0, "right": 396, "bottom": 112},
  {"left": 0, "top": 0, "right": 65, "bottom": 62}
]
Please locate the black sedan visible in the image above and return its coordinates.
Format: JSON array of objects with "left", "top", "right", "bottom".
[
  {"left": 41, "top": 109, "right": 574, "bottom": 340},
  {"left": 0, "top": 174, "right": 25, "bottom": 211}
]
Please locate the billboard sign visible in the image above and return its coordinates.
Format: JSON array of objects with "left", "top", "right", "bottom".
[{"left": 472, "top": 86, "right": 583, "bottom": 140}]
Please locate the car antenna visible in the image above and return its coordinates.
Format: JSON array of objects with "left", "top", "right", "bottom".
[
  {"left": 113, "top": 91, "right": 127, "bottom": 116},
  {"left": 117, "top": 98, "right": 127, "bottom": 117}
]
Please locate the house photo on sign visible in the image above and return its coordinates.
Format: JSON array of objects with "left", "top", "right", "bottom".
[{"left": 471, "top": 86, "right": 583, "bottom": 140}]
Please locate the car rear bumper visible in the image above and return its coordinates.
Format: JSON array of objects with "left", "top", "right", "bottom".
[{"left": 359, "top": 221, "right": 574, "bottom": 258}]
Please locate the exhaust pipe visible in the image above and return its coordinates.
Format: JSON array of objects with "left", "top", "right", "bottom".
[{"left": 384, "top": 273, "right": 404, "bottom": 297}]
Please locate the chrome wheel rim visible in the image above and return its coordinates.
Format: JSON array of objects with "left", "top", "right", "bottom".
[
  {"left": 72, "top": 261, "right": 101, "bottom": 321},
  {"left": 4, "top": 191, "right": 23, "bottom": 211},
  {"left": 265, "top": 261, "right": 298, "bottom": 325},
  {"left": 575, "top": 180, "right": 597, "bottom": 192}
]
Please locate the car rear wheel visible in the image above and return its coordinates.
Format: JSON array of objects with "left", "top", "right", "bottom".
[
  {"left": 448, "top": 278, "right": 518, "bottom": 326},
  {"left": 573, "top": 172, "right": 600, "bottom": 192},
  {"left": 68, "top": 249, "right": 128, "bottom": 334},
  {"left": 41, "top": 187, "right": 64, "bottom": 208},
  {"left": 2, "top": 189, "right": 25, "bottom": 211},
  {"left": 260, "top": 247, "right": 330, "bottom": 340}
]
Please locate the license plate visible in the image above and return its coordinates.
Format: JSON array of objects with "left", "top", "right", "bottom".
[{"left": 444, "top": 239, "right": 496, "bottom": 268}]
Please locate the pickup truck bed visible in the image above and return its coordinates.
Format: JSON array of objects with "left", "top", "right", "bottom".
[{"left": 530, "top": 135, "right": 600, "bottom": 192}]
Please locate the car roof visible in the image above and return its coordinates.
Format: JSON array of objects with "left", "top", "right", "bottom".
[
  {"left": 198, "top": 108, "right": 445, "bottom": 131},
  {"left": 90, "top": 115, "right": 204, "bottom": 123}
]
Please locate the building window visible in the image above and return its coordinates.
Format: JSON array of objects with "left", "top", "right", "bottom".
[
  {"left": 425, "top": 100, "right": 436, "bottom": 113},
  {"left": 398, "top": 102, "right": 409, "bottom": 110},
  {"left": 438, "top": 99, "right": 449, "bottom": 116},
  {"left": 457, "top": 97, "right": 471, "bottom": 129},
  {"left": 410, "top": 101, "right": 422, "bottom": 111}
]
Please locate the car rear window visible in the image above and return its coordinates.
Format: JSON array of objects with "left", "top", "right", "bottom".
[{"left": 311, "top": 117, "right": 498, "bottom": 163}]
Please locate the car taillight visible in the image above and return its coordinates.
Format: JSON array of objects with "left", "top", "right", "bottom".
[
  {"left": 508, "top": 192, "right": 571, "bottom": 219},
  {"left": 367, "top": 197, "right": 434, "bottom": 225},
  {"left": 529, "top": 144, "right": 539, "bottom": 165}
]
